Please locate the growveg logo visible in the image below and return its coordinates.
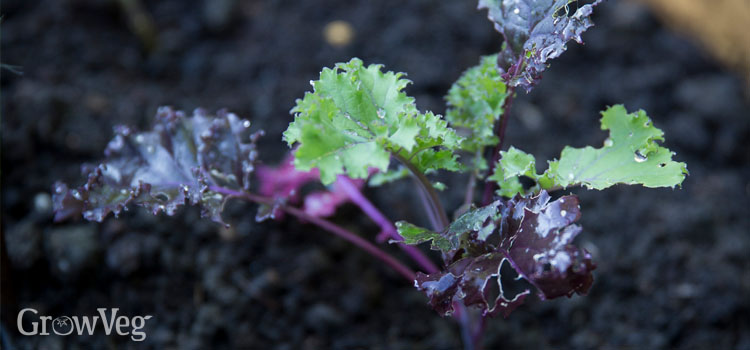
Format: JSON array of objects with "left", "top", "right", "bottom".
[{"left": 17, "top": 308, "right": 153, "bottom": 341}]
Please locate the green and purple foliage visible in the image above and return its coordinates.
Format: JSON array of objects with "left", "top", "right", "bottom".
[
  {"left": 479, "top": 0, "right": 602, "bottom": 91},
  {"left": 53, "top": 107, "right": 262, "bottom": 227},
  {"left": 53, "top": 1, "right": 688, "bottom": 348}
]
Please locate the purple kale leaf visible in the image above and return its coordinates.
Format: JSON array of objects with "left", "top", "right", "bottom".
[
  {"left": 415, "top": 253, "right": 530, "bottom": 317},
  {"left": 407, "top": 190, "right": 595, "bottom": 317},
  {"left": 53, "top": 107, "right": 262, "bottom": 226},
  {"left": 500, "top": 190, "right": 595, "bottom": 299},
  {"left": 478, "top": 0, "right": 602, "bottom": 91}
]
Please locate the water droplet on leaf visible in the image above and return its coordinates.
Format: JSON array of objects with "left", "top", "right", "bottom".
[
  {"left": 634, "top": 150, "right": 647, "bottom": 163},
  {"left": 377, "top": 108, "right": 386, "bottom": 119}
]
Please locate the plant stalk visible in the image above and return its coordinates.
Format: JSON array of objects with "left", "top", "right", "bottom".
[
  {"left": 482, "top": 87, "right": 516, "bottom": 205},
  {"left": 209, "top": 186, "right": 416, "bottom": 281},
  {"left": 392, "top": 153, "right": 450, "bottom": 230},
  {"left": 335, "top": 176, "right": 439, "bottom": 274},
  {"left": 388, "top": 155, "right": 485, "bottom": 350},
  {"left": 415, "top": 182, "right": 443, "bottom": 232}
]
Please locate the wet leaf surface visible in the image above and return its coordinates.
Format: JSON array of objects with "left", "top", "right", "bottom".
[
  {"left": 479, "top": 0, "right": 602, "bottom": 91},
  {"left": 53, "top": 107, "right": 262, "bottom": 226}
]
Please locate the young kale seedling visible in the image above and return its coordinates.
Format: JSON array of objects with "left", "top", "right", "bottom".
[{"left": 53, "top": 1, "right": 688, "bottom": 349}]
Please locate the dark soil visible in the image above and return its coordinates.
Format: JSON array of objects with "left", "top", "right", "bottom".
[{"left": 2, "top": 0, "right": 749, "bottom": 349}]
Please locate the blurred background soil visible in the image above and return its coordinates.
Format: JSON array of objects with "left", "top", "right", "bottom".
[
  {"left": 637, "top": 0, "right": 750, "bottom": 84},
  {"left": 2, "top": 0, "right": 749, "bottom": 349}
]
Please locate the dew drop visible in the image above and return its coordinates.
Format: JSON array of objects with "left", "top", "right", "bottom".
[
  {"left": 568, "top": 173, "right": 574, "bottom": 180},
  {"left": 146, "top": 145, "right": 155, "bottom": 153},
  {"left": 603, "top": 138, "right": 613, "bottom": 147},
  {"left": 513, "top": 7, "right": 520, "bottom": 14},
  {"left": 634, "top": 150, "right": 647, "bottom": 163},
  {"left": 242, "top": 120, "right": 251, "bottom": 128},
  {"left": 560, "top": 210, "right": 567, "bottom": 217},
  {"left": 377, "top": 108, "right": 386, "bottom": 119},
  {"left": 135, "top": 135, "right": 144, "bottom": 143}
]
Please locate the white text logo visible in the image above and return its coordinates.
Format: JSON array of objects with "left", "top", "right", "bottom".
[{"left": 17, "top": 308, "right": 152, "bottom": 341}]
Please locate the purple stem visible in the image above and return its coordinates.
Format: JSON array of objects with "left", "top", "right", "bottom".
[
  {"left": 336, "top": 176, "right": 439, "bottom": 274},
  {"left": 471, "top": 312, "right": 487, "bottom": 349},
  {"left": 209, "top": 185, "right": 416, "bottom": 281},
  {"left": 415, "top": 181, "right": 442, "bottom": 232},
  {"left": 392, "top": 153, "right": 450, "bottom": 230}
]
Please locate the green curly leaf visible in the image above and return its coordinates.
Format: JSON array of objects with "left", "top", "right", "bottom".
[
  {"left": 395, "top": 201, "right": 501, "bottom": 252},
  {"left": 446, "top": 55, "right": 509, "bottom": 153},
  {"left": 490, "top": 105, "right": 688, "bottom": 196},
  {"left": 496, "top": 146, "right": 537, "bottom": 179},
  {"left": 285, "top": 58, "right": 463, "bottom": 185},
  {"left": 394, "top": 221, "right": 455, "bottom": 251},
  {"left": 488, "top": 146, "right": 537, "bottom": 197},
  {"left": 548, "top": 105, "right": 688, "bottom": 190}
]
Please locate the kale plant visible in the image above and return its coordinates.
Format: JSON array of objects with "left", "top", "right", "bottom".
[{"left": 54, "top": 1, "right": 687, "bottom": 348}]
